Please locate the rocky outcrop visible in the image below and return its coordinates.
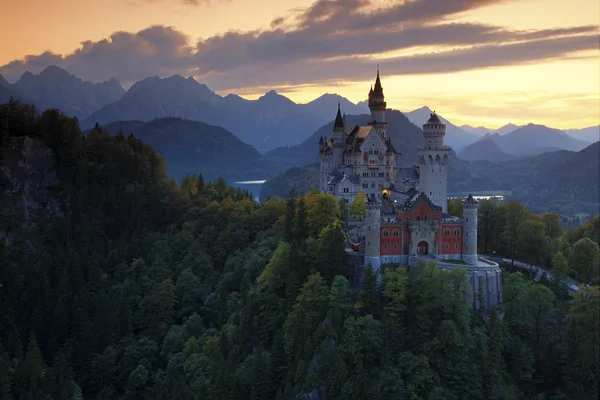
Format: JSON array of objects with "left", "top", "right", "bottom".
[{"left": 0, "top": 136, "right": 63, "bottom": 242}]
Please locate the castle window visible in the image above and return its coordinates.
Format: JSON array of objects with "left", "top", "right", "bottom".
[
  {"left": 394, "top": 244, "right": 398, "bottom": 250},
  {"left": 430, "top": 191, "right": 432, "bottom": 196},
  {"left": 445, "top": 244, "right": 449, "bottom": 249},
  {"left": 454, "top": 229, "right": 460, "bottom": 236},
  {"left": 343, "top": 188, "right": 349, "bottom": 193},
  {"left": 384, "top": 244, "right": 388, "bottom": 250},
  {"left": 444, "top": 229, "right": 450, "bottom": 236},
  {"left": 416, "top": 216, "right": 421, "bottom": 221},
  {"left": 383, "top": 230, "right": 389, "bottom": 237},
  {"left": 363, "top": 183, "right": 368, "bottom": 188},
  {"left": 424, "top": 215, "right": 428, "bottom": 221},
  {"left": 466, "top": 217, "right": 469, "bottom": 222},
  {"left": 393, "top": 230, "right": 399, "bottom": 237},
  {"left": 455, "top": 243, "right": 458, "bottom": 249}
]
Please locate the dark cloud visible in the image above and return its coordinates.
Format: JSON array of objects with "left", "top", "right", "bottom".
[{"left": 1, "top": 0, "right": 598, "bottom": 91}]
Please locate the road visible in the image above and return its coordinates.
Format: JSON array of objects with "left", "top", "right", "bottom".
[{"left": 482, "top": 254, "right": 581, "bottom": 292}]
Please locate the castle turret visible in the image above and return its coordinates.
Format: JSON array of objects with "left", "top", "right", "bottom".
[
  {"left": 417, "top": 112, "right": 451, "bottom": 212},
  {"left": 462, "top": 194, "right": 478, "bottom": 265},
  {"left": 368, "top": 69, "right": 388, "bottom": 139},
  {"left": 364, "top": 194, "right": 382, "bottom": 276},
  {"left": 332, "top": 102, "right": 345, "bottom": 169},
  {"left": 385, "top": 137, "right": 396, "bottom": 184}
]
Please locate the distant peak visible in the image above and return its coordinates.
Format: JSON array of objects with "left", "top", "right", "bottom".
[{"left": 265, "top": 89, "right": 278, "bottom": 96}]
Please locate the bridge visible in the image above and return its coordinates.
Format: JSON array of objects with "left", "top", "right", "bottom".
[{"left": 482, "top": 254, "right": 581, "bottom": 292}]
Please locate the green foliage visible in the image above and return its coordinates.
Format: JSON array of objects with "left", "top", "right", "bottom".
[
  {"left": 1, "top": 101, "right": 599, "bottom": 400},
  {"left": 349, "top": 191, "right": 367, "bottom": 216}
]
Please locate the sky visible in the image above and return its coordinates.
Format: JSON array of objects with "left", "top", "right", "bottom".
[{"left": 1, "top": 0, "right": 599, "bottom": 129}]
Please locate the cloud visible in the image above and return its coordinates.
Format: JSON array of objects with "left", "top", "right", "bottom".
[{"left": 1, "top": 0, "right": 598, "bottom": 92}]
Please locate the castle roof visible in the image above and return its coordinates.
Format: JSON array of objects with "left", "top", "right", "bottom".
[
  {"left": 398, "top": 167, "right": 419, "bottom": 183},
  {"left": 372, "top": 69, "right": 384, "bottom": 98},
  {"left": 334, "top": 102, "right": 344, "bottom": 129},
  {"left": 386, "top": 137, "right": 396, "bottom": 154},
  {"left": 425, "top": 112, "right": 443, "bottom": 125},
  {"left": 463, "top": 193, "right": 478, "bottom": 205}
]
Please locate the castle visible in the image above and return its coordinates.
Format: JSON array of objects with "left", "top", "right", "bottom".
[{"left": 319, "top": 71, "right": 502, "bottom": 310}]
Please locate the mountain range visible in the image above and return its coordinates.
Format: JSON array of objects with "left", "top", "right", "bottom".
[
  {"left": 1, "top": 65, "right": 597, "bottom": 156},
  {"left": 458, "top": 123, "right": 592, "bottom": 161}
]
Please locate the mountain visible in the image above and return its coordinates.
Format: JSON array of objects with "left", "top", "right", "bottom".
[
  {"left": 484, "top": 123, "right": 591, "bottom": 156},
  {"left": 403, "top": 106, "right": 478, "bottom": 151},
  {"left": 100, "top": 118, "right": 276, "bottom": 182},
  {"left": 10, "top": 65, "right": 125, "bottom": 119},
  {"left": 264, "top": 109, "right": 423, "bottom": 171},
  {"left": 458, "top": 137, "right": 518, "bottom": 162},
  {"left": 497, "top": 123, "right": 520, "bottom": 135},
  {"left": 460, "top": 125, "right": 492, "bottom": 137},
  {"left": 301, "top": 94, "right": 368, "bottom": 120},
  {"left": 84, "top": 76, "right": 325, "bottom": 152},
  {"left": 566, "top": 125, "right": 600, "bottom": 143}
]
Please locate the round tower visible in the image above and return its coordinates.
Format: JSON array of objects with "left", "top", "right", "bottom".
[
  {"left": 318, "top": 136, "right": 332, "bottom": 193},
  {"left": 462, "top": 194, "right": 478, "bottom": 265},
  {"left": 417, "top": 112, "right": 451, "bottom": 213},
  {"left": 364, "top": 194, "right": 382, "bottom": 276}
]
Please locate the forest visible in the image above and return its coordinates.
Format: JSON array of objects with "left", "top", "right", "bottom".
[{"left": 0, "top": 100, "right": 598, "bottom": 400}]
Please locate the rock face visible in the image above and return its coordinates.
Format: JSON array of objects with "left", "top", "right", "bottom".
[{"left": 0, "top": 136, "right": 62, "bottom": 242}]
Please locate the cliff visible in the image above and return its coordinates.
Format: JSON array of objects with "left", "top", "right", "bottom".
[{"left": 0, "top": 136, "right": 63, "bottom": 243}]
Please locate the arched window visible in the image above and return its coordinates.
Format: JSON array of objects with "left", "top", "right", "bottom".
[
  {"left": 416, "top": 216, "right": 421, "bottom": 221},
  {"left": 424, "top": 215, "right": 428, "bottom": 221},
  {"left": 384, "top": 244, "right": 388, "bottom": 250},
  {"left": 382, "top": 230, "right": 389, "bottom": 237},
  {"left": 393, "top": 230, "right": 399, "bottom": 237}
]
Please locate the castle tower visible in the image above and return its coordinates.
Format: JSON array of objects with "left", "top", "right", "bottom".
[
  {"left": 368, "top": 69, "right": 388, "bottom": 139},
  {"left": 462, "top": 194, "right": 478, "bottom": 265},
  {"left": 364, "top": 194, "right": 382, "bottom": 275},
  {"left": 385, "top": 137, "right": 396, "bottom": 185},
  {"left": 417, "top": 112, "right": 451, "bottom": 212},
  {"left": 331, "top": 102, "right": 345, "bottom": 169},
  {"left": 318, "top": 136, "right": 331, "bottom": 193}
]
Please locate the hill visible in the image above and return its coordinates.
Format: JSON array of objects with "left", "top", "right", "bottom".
[
  {"left": 100, "top": 118, "right": 275, "bottom": 183},
  {"left": 264, "top": 109, "right": 423, "bottom": 171},
  {"left": 566, "top": 125, "right": 600, "bottom": 143},
  {"left": 403, "top": 106, "right": 478, "bottom": 151},
  {"left": 301, "top": 93, "right": 369, "bottom": 120},
  {"left": 84, "top": 76, "right": 325, "bottom": 152},
  {"left": 458, "top": 137, "right": 518, "bottom": 162},
  {"left": 485, "top": 123, "right": 590, "bottom": 156}
]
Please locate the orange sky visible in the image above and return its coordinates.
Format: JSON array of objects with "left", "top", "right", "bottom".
[{"left": 1, "top": 0, "right": 599, "bottom": 129}]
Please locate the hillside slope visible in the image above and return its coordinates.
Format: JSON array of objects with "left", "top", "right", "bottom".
[
  {"left": 458, "top": 138, "right": 518, "bottom": 162},
  {"left": 101, "top": 118, "right": 276, "bottom": 182}
]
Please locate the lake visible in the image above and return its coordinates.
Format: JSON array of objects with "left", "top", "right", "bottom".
[{"left": 230, "top": 180, "right": 267, "bottom": 202}]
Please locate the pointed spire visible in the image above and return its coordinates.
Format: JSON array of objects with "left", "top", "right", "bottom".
[
  {"left": 373, "top": 67, "right": 383, "bottom": 97},
  {"left": 334, "top": 102, "right": 344, "bottom": 129}
]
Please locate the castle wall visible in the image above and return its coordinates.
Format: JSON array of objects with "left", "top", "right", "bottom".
[{"left": 440, "top": 224, "right": 463, "bottom": 255}]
